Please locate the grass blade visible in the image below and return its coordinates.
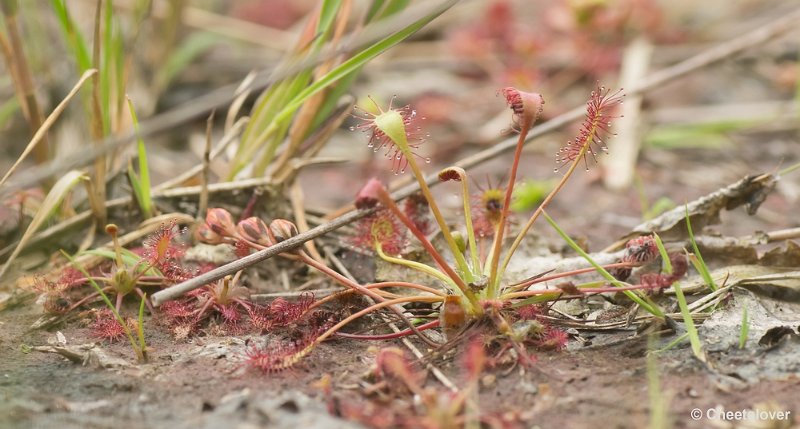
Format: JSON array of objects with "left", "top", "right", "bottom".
[
  {"left": 0, "top": 97, "right": 20, "bottom": 128},
  {"left": 685, "top": 205, "right": 716, "bottom": 291},
  {"left": 0, "top": 170, "right": 86, "bottom": 279},
  {"left": 272, "top": 2, "right": 455, "bottom": 127},
  {"left": 543, "top": 211, "right": 664, "bottom": 317},
  {"left": 137, "top": 292, "right": 147, "bottom": 359},
  {"left": 318, "top": 0, "right": 343, "bottom": 36},
  {"left": 155, "top": 31, "right": 219, "bottom": 92},
  {"left": 739, "top": 307, "right": 749, "bottom": 349},
  {"left": 232, "top": 0, "right": 456, "bottom": 179},
  {"left": 673, "top": 280, "right": 706, "bottom": 362},
  {"left": 652, "top": 232, "right": 672, "bottom": 274},
  {"left": 50, "top": 0, "right": 91, "bottom": 71},
  {"left": 655, "top": 332, "right": 689, "bottom": 353},
  {"left": 367, "top": 0, "right": 412, "bottom": 22},
  {"left": 125, "top": 97, "right": 152, "bottom": 218},
  {"left": 100, "top": 0, "right": 113, "bottom": 134}
]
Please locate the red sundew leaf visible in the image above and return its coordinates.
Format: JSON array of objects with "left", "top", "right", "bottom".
[
  {"left": 516, "top": 304, "right": 543, "bottom": 321},
  {"left": 556, "top": 84, "right": 624, "bottom": 171},
  {"left": 245, "top": 338, "right": 313, "bottom": 373},
  {"left": 160, "top": 300, "right": 195, "bottom": 320},
  {"left": 265, "top": 292, "right": 315, "bottom": 327},
  {"left": 233, "top": 240, "right": 252, "bottom": 258},
  {"left": 536, "top": 327, "right": 569, "bottom": 351},
  {"left": 623, "top": 235, "right": 658, "bottom": 263},
  {"left": 143, "top": 220, "right": 181, "bottom": 263},
  {"left": 91, "top": 309, "right": 128, "bottom": 342},
  {"left": 351, "top": 209, "right": 407, "bottom": 256},
  {"left": 246, "top": 305, "right": 274, "bottom": 333}
]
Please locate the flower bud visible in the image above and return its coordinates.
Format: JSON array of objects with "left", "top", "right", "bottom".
[
  {"left": 112, "top": 268, "right": 136, "bottom": 296},
  {"left": 355, "top": 178, "right": 386, "bottom": 210},
  {"left": 206, "top": 208, "right": 237, "bottom": 237},
  {"left": 237, "top": 217, "right": 274, "bottom": 247},
  {"left": 194, "top": 222, "right": 225, "bottom": 245},
  {"left": 269, "top": 219, "right": 298, "bottom": 243}
]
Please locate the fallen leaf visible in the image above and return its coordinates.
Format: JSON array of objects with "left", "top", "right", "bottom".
[{"left": 624, "top": 173, "right": 777, "bottom": 241}]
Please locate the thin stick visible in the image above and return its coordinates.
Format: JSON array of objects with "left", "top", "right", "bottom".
[
  {"left": 766, "top": 227, "right": 800, "bottom": 242},
  {"left": 151, "top": 8, "right": 800, "bottom": 304},
  {"left": 88, "top": 0, "right": 107, "bottom": 226}
]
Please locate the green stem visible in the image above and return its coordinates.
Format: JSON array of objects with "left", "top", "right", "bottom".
[{"left": 458, "top": 171, "right": 481, "bottom": 276}]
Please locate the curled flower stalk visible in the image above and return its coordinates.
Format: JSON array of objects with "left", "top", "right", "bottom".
[
  {"left": 439, "top": 167, "right": 482, "bottom": 277},
  {"left": 355, "top": 179, "right": 481, "bottom": 314},
  {"left": 487, "top": 88, "right": 544, "bottom": 297},
  {"left": 498, "top": 84, "right": 624, "bottom": 284}
]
